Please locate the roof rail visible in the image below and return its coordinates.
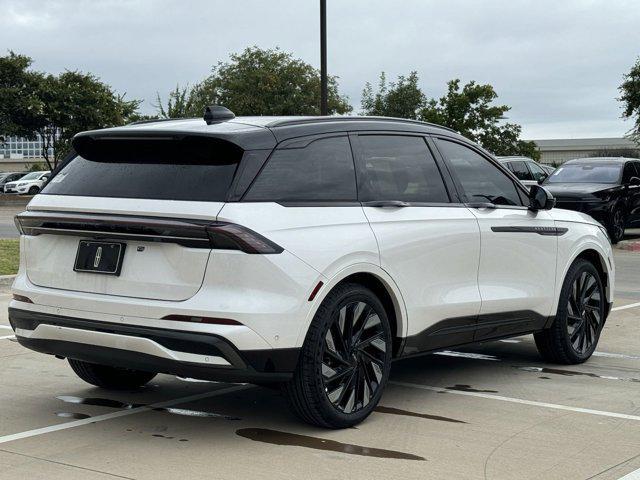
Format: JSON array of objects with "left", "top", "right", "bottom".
[
  {"left": 127, "top": 117, "right": 196, "bottom": 126},
  {"left": 267, "top": 116, "right": 459, "bottom": 133}
]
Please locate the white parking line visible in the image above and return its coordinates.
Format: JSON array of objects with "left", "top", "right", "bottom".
[
  {"left": 612, "top": 301, "right": 640, "bottom": 312},
  {"left": 594, "top": 351, "right": 640, "bottom": 361},
  {"left": 619, "top": 467, "right": 640, "bottom": 480},
  {"left": 0, "top": 335, "right": 15, "bottom": 340},
  {"left": 0, "top": 384, "right": 251, "bottom": 445},
  {"left": 0, "top": 325, "right": 12, "bottom": 330},
  {"left": 391, "top": 381, "right": 640, "bottom": 422}
]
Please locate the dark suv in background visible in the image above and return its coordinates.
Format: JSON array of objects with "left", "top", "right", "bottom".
[{"left": 543, "top": 157, "right": 640, "bottom": 243}]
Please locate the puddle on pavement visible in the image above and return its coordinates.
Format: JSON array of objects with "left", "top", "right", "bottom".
[
  {"left": 152, "top": 407, "right": 241, "bottom": 420},
  {"left": 57, "top": 395, "right": 144, "bottom": 409},
  {"left": 374, "top": 405, "right": 467, "bottom": 424},
  {"left": 55, "top": 412, "right": 91, "bottom": 419},
  {"left": 56, "top": 395, "right": 241, "bottom": 420},
  {"left": 515, "top": 366, "right": 640, "bottom": 383},
  {"left": 176, "top": 377, "right": 217, "bottom": 383},
  {"left": 236, "top": 428, "right": 425, "bottom": 461},
  {"left": 446, "top": 384, "right": 498, "bottom": 393},
  {"left": 434, "top": 351, "right": 501, "bottom": 361}
]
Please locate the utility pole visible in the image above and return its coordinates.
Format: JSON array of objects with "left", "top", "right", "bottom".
[{"left": 320, "top": 0, "right": 328, "bottom": 115}]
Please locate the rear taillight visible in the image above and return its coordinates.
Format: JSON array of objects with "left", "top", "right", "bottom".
[
  {"left": 14, "top": 213, "right": 25, "bottom": 235},
  {"left": 206, "top": 224, "right": 283, "bottom": 254},
  {"left": 14, "top": 211, "right": 283, "bottom": 255}
]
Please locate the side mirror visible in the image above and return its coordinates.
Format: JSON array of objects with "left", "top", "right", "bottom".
[
  {"left": 529, "top": 185, "right": 555, "bottom": 211},
  {"left": 630, "top": 176, "right": 640, "bottom": 186}
]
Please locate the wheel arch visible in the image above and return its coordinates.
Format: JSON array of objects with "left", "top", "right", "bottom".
[
  {"left": 297, "top": 263, "right": 408, "bottom": 357},
  {"left": 559, "top": 244, "right": 613, "bottom": 312}
]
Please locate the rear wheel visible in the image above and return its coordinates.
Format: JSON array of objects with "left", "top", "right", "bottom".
[
  {"left": 68, "top": 359, "right": 157, "bottom": 390},
  {"left": 534, "top": 259, "right": 605, "bottom": 364},
  {"left": 284, "top": 283, "right": 392, "bottom": 428}
]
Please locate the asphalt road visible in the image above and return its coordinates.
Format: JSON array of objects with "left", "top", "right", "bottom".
[{"left": 0, "top": 249, "right": 639, "bottom": 479}]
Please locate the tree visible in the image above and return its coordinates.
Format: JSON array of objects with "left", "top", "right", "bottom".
[
  {"left": 156, "top": 46, "right": 352, "bottom": 118},
  {"left": 0, "top": 52, "right": 46, "bottom": 142},
  {"left": 361, "top": 73, "right": 539, "bottom": 160},
  {"left": 38, "top": 70, "right": 140, "bottom": 167},
  {"left": 361, "top": 72, "right": 426, "bottom": 119},
  {"left": 619, "top": 58, "right": 640, "bottom": 143},
  {"left": 0, "top": 52, "right": 141, "bottom": 170}
]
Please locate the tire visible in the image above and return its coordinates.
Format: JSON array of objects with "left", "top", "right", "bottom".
[
  {"left": 27, "top": 186, "right": 39, "bottom": 195},
  {"left": 534, "top": 258, "right": 605, "bottom": 364},
  {"left": 283, "top": 282, "right": 393, "bottom": 428},
  {"left": 607, "top": 206, "right": 625, "bottom": 244},
  {"left": 68, "top": 359, "right": 157, "bottom": 390}
]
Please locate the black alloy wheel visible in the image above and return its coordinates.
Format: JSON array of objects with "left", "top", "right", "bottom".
[
  {"left": 322, "top": 300, "right": 387, "bottom": 414},
  {"left": 566, "top": 270, "right": 603, "bottom": 355},
  {"left": 284, "top": 283, "right": 392, "bottom": 428},
  {"left": 534, "top": 259, "right": 605, "bottom": 364},
  {"left": 608, "top": 207, "right": 625, "bottom": 243}
]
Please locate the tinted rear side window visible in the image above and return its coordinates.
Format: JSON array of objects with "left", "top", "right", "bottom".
[
  {"left": 356, "top": 135, "right": 449, "bottom": 203},
  {"left": 42, "top": 137, "right": 241, "bottom": 202},
  {"left": 244, "top": 136, "right": 357, "bottom": 202},
  {"left": 437, "top": 139, "right": 523, "bottom": 206}
]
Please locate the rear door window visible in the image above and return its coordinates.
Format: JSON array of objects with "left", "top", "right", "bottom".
[
  {"left": 509, "top": 161, "right": 533, "bottom": 181},
  {"left": 42, "top": 137, "right": 242, "bottom": 202},
  {"left": 244, "top": 135, "right": 357, "bottom": 202},
  {"left": 355, "top": 135, "right": 449, "bottom": 203},
  {"left": 436, "top": 139, "right": 523, "bottom": 206}
]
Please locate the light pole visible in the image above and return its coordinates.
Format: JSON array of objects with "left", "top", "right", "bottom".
[{"left": 320, "top": 0, "right": 328, "bottom": 116}]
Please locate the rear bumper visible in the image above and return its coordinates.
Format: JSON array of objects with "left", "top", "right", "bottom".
[{"left": 9, "top": 307, "right": 299, "bottom": 383}]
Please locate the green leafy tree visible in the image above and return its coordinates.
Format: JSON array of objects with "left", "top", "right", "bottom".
[
  {"left": 361, "top": 73, "right": 539, "bottom": 160},
  {"left": 157, "top": 46, "right": 352, "bottom": 118},
  {"left": 361, "top": 71, "right": 426, "bottom": 118},
  {"left": 620, "top": 57, "right": 640, "bottom": 143},
  {"left": 421, "top": 79, "right": 539, "bottom": 159},
  {"left": 0, "top": 52, "right": 46, "bottom": 141},
  {"left": 0, "top": 52, "right": 141, "bottom": 170}
]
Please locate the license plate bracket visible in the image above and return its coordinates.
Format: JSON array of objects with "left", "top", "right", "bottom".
[{"left": 74, "top": 240, "right": 126, "bottom": 276}]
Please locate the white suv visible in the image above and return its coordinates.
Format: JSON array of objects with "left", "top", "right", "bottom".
[
  {"left": 3, "top": 170, "right": 50, "bottom": 194},
  {"left": 9, "top": 108, "right": 614, "bottom": 428}
]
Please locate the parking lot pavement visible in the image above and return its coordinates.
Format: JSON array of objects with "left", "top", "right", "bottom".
[
  {"left": 0, "top": 202, "right": 26, "bottom": 239},
  {"left": 0, "top": 256, "right": 639, "bottom": 479}
]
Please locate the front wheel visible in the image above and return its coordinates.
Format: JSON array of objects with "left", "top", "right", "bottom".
[
  {"left": 68, "top": 359, "right": 157, "bottom": 390},
  {"left": 534, "top": 259, "right": 605, "bottom": 364},
  {"left": 284, "top": 283, "right": 392, "bottom": 428},
  {"left": 607, "top": 206, "right": 625, "bottom": 244},
  {"left": 27, "top": 186, "right": 39, "bottom": 195}
]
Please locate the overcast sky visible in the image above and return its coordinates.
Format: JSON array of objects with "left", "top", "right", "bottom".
[{"left": 1, "top": 0, "right": 639, "bottom": 139}]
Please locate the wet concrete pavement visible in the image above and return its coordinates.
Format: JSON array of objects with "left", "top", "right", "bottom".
[{"left": 0, "top": 254, "right": 639, "bottom": 479}]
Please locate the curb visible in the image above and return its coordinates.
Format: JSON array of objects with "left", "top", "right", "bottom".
[
  {"left": 616, "top": 241, "right": 640, "bottom": 252},
  {"left": 0, "top": 275, "right": 15, "bottom": 287}
]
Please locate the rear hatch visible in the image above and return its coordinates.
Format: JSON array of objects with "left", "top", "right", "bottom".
[{"left": 19, "top": 134, "right": 244, "bottom": 301}]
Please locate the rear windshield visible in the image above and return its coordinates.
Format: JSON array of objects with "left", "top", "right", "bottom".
[
  {"left": 545, "top": 164, "right": 622, "bottom": 184},
  {"left": 42, "top": 137, "right": 242, "bottom": 202}
]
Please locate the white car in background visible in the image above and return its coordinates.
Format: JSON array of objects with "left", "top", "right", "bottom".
[
  {"left": 497, "top": 156, "right": 552, "bottom": 190},
  {"left": 3, "top": 171, "right": 50, "bottom": 195}
]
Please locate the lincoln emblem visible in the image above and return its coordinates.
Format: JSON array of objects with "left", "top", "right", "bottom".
[{"left": 93, "top": 246, "right": 102, "bottom": 268}]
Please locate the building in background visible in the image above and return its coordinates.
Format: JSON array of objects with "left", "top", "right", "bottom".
[
  {"left": 0, "top": 135, "right": 50, "bottom": 172},
  {"left": 533, "top": 137, "right": 640, "bottom": 165}
]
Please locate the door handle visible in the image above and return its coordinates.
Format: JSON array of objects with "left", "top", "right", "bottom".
[
  {"left": 362, "top": 200, "right": 410, "bottom": 208},
  {"left": 466, "top": 202, "right": 497, "bottom": 209}
]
